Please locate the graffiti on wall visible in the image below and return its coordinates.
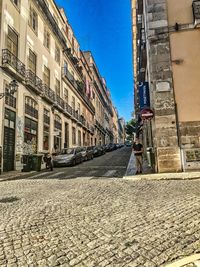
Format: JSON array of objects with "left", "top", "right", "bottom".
[
  {"left": 16, "top": 117, "right": 24, "bottom": 155},
  {"left": 23, "top": 139, "right": 37, "bottom": 155}
]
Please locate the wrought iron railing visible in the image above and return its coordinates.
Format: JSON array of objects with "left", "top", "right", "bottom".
[
  {"left": 2, "top": 49, "right": 26, "bottom": 78},
  {"left": 26, "top": 70, "right": 43, "bottom": 93},
  {"left": 56, "top": 95, "right": 65, "bottom": 110},
  {"left": 65, "top": 103, "right": 73, "bottom": 115},
  {"left": 42, "top": 84, "right": 55, "bottom": 102},
  {"left": 62, "top": 67, "right": 95, "bottom": 114}
]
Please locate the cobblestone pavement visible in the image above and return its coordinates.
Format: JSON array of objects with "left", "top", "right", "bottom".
[{"left": 0, "top": 177, "right": 200, "bottom": 267}]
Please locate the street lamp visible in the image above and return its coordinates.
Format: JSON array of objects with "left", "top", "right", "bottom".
[{"left": 0, "top": 80, "right": 18, "bottom": 99}]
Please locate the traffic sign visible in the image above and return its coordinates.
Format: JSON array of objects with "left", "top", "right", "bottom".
[{"left": 140, "top": 108, "right": 154, "bottom": 120}]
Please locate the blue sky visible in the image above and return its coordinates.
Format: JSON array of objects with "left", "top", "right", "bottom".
[{"left": 55, "top": 0, "right": 133, "bottom": 122}]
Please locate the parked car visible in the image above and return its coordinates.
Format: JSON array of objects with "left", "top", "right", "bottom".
[
  {"left": 86, "top": 146, "right": 94, "bottom": 160},
  {"left": 125, "top": 141, "right": 132, "bottom": 147},
  {"left": 105, "top": 144, "right": 114, "bottom": 152},
  {"left": 100, "top": 145, "right": 106, "bottom": 154},
  {"left": 53, "top": 147, "right": 83, "bottom": 167},
  {"left": 80, "top": 147, "right": 88, "bottom": 161},
  {"left": 92, "top": 146, "right": 103, "bottom": 157}
]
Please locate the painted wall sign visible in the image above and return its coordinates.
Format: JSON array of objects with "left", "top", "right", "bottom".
[{"left": 139, "top": 82, "right": 150, "bottom": 110}]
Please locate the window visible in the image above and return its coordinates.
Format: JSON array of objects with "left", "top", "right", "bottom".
[
  {"left": 55, "top": 79, "right": 60, "bottom": 96},
  {"left": 29, "top": 7, "right": 38, "bottom": 33},
  {"left": 72, "top": 127, "right": 76, "bottom": 145},
  {"left": 63, "top": 61, "right": 68, "bottom": 76},
  {"left": 71, "top": 96, "right": 75, "bottom": 110},
  {"left": 25, "top": 97, "right": 38, "bottom": 119},
  {"left": 43, "top": 108, "right": 50, "bottom": 125},
  {"left": 72, "top": 38, "right": 75, "bottom": 53},
  {"left": 28, "top": 49, "right": 37, "bottom": 74},
  {"left": 7, "top": 26, "right": 18, "bottom": 56},
  {"left": 11, "top": 0, "right": 19, "bottom": 7},
  {"left": 64, "top": 89, "right": 68, "bottom": 103},
  {"left": 54, "top": 114, "right": 62, "bottom": 130},
  {"left": 77, "top": 103, "right": 80, "bottom": 115},
  {"left": 55, "top": 44, "right": 60, "bottom": 64},
  {"left": 44, "top": 27, "right": 50, "bottom": 49},
  {"left": 66, "top": 25, "right": 68, "bottom": 37},
  {"left": 78, "top": 130, "right": 81, "bottom": 146},
  {"left": 54, "top": 115, "right": 62, "bottom": 151},
  {"left": 4, "top": 81, "right": 16, "bottom": 108},
  {"left": 24, "top": 117, "right": 37, "bottom": 154},
  {"left": 43, "top": 109, "right": 50, "bottom": 151},
  {"left": 43, "top": 66, "right": 50, "bottom": 87}
]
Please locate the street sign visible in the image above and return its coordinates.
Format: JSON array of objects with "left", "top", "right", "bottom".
[
  {"left": 140, "top": 108, "right": 154, "bottom": 120},
  {"left": 139, "top": 82, "right": 150, "bottom": 110}
]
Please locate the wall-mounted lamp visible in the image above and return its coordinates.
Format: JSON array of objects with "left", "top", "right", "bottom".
[{"left": 0, "top": 80, "right": 18, "bottom": 99}]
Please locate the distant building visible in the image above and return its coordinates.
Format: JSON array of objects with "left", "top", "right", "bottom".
[{"left": 132, "top": 0, "right": 200, "bottom": 172}]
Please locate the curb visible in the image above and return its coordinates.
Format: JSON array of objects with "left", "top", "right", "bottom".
[
  {"left": 124, "top": 153, "right": 200, "bottom": 181},
  {"left": 164, "top": 254, "right": 200, "bottom": 267},
  {"left": 123, "top": 172, "right": 200, "bottom": 181}
]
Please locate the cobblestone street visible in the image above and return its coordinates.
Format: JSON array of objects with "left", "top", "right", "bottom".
[{"left": 0, "top": 158, "right": 200, "bottom": 267}]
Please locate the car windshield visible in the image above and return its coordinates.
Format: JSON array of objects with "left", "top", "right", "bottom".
[{"left": 61, "top": 148, "right": 74, "bottom": 155}]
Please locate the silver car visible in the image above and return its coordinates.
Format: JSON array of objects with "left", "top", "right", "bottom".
[{"left": 53, "top": 147, "right": 83, "bottom": 167}]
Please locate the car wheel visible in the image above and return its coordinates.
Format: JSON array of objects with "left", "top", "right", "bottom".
[{"left": 72, "top": 159, "right": 76, "bottom": 166}]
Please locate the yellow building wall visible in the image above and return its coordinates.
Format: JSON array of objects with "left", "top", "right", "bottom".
[
  {"left": 167, "top": 0, "right": 193, "bottom": 25},
  {"left": 167, "top": 0, "right": 200, "bottom": 122},
  {"left": 170, "top": 30, "right": 200, "bottom": 122}
]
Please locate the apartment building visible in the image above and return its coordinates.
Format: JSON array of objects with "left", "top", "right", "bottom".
[
  {"left": 83, "top": 52, "right": 116, "bottom": 145},
  {"left": 132, "top": 0, "right": 200, "bottom": 172},
  {"left": 0, "top": 0, "right": 122, "bottom": 172}
]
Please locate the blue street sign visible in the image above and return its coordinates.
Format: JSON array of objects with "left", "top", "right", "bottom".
[{"left": 139, "top": 82, "right": 150, "bottom": 110}]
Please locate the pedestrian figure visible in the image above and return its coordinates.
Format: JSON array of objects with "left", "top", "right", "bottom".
[{"left": 132, "top": 138, "right": 143, "bottom": 174}]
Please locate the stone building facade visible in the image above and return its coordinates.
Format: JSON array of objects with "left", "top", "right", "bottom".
[
  {"left": 0, "top": 0, "right": 123, "bottom": 172},
  {"left": 132, "top": 0, "right": 200, "bottom": 172}
]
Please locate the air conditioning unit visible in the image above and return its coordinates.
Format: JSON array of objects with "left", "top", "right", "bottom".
[{"left": 192, "top": 0, "right": 200, "bottom": 28}]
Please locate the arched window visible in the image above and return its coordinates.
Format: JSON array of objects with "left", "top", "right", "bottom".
[{"left": 25, "top": 96, "right": 38, "bottom": 119}]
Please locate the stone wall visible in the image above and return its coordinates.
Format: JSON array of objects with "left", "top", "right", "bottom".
[
  {"left": 144, "top": 0, "right": 182, "bottom": 172},
  {"left": 179, "top": 121, "right": 200, "bottom": 148}
]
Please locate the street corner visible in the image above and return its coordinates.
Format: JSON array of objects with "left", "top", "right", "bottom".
[{"left": 164, "top": 254, "right": 200, "bottom": 267}]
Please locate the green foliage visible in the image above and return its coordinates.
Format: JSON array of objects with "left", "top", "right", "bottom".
[{"left": 125, "top": 119, "right": 136, "bottom": 139}]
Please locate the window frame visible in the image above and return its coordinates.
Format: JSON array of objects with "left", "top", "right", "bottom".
[
  {"left": 44, "top": 27, "right": 50, "bottom": 50},
  {"left": 28, "top": 49, "right": 37, "bottom": 74},
  {"left": 29, "top": 6, "right": 38, "bottom": 34},
  {"left": 7, "top": 26, "right": 18, "bottom": 56},
  {"left": 43, "top": 65, "right": 50, "bottom": 87}
]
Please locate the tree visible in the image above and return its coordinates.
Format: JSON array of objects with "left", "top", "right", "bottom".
[{"left": 125, "top": 119, "right": 136, "bottom": 140}]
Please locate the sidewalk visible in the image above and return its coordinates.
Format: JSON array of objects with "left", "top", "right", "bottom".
[
  {"left": 124, "top": 152, "right": 200, "bottom": 180},
  {"left": 0, "top": 170, "right": 35, "bottom": 182}
]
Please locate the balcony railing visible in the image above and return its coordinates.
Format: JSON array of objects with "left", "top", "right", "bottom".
[
  {"left": 65, "top": 103, "right": 73, "bottom": 115},
  {"left": 2, "top": 49, "right": 26, "bottom": 79},
  {"left": 42, "top": 84, "right": 55, "bottom": 102},
  {"left": 26, "top": 70, "right": 43, "bottom": 93},
  {"left": 62, "top": 67, "right": 95, "bottom": 114},
  {"left": 56, "top": 95, "right": 65, "bottom": 110}
]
